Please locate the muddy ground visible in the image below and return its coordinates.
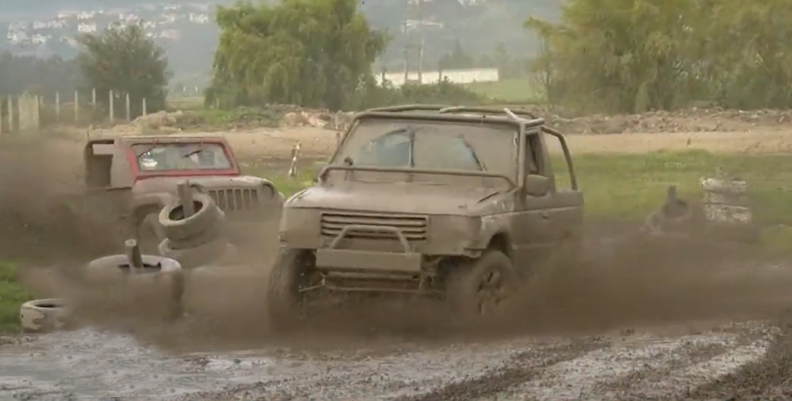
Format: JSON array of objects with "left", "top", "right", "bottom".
[{"left": 3, "top": 127, "right": 792, "bottom": 400}]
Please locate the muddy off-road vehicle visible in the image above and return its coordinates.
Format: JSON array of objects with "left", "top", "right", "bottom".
[
  {"left": 58, "top": 135, "right": 282, "bottom": 253},
  {"left": 268, "top": 105, "right": 582, "bottom": 325}
]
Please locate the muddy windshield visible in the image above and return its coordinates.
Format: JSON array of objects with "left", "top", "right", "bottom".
[
  {"left": 331, "top": 119, "right": 517, "bottom": 185},
  {"left": 132, "top": 143, "right": 232, "bottom": 171}
]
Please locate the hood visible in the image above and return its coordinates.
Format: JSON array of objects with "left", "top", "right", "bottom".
[
  {"left": 133, "top": 175, "right": 267, "bottom": 195},
  {"left": 286, "top": 183, "right": 510, "bottom": 215}
]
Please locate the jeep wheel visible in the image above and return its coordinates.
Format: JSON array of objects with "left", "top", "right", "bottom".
[
  {"left": 445, "top": 250, "right": 516, "bottom": 319},
  {"left": 266, "top": 248, "right": 313, "bottom": 332},
  {"left": 138, "top": 213, "right": 164, "bottom": 255}
]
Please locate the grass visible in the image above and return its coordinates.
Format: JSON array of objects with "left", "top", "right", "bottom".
[
  {"left": 244, "top": 149, "right": 792, "bottom": 247},
  {"left": 464, "top": 78, "right": 544, "bottom": 104},
  {"left": 0, "top": 261, "right": 30, "bottom": 333}
]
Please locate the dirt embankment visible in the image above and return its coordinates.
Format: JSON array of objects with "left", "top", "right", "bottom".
[{"left": 78, "top": 106, "right": 792, "bottom": 160}]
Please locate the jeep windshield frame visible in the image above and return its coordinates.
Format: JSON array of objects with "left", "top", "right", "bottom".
[
  {"left": 322, "top": 114, "right": 521, "bottom": 187},
  {"left": 319, "top": 105, "right": 578, "bottom": 192},
  {"left": 123, "top": 139, "right": 241, "bottom": 179}
]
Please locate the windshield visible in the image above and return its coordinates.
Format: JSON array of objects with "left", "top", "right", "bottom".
[
  {"left": 332, "top": 119, "right": 517, "bottom": 184},
  {"left": 132, "top": 143, "right": 233, "bottom": 171}
]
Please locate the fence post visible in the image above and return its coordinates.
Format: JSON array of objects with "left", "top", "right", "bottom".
[
  {"left": 74, "top": 91, "right": 79, "bottom": 123},
  {"left": 109, "top": 90, "right": 114, "bottom": 121},
  {"left": 125, "top": 92, "right": 130, "bottom": 121},
  {"left": 142, "top": 97, "right": 147, "bottom": 116},
  {"left": 288, "top": 142, "right": 301, "bottom": 178},
  {"left": 34, "top": 95, "right": 40, "bottom": 129},
  {"left": 7, "top": 96, "right": 13, "bottom": 132},
  {"left": 91, "top": 87, "right": 96, "bottom": 109},
  {"left": 55, "top": 92, "right": 60, "bottom": 122}
]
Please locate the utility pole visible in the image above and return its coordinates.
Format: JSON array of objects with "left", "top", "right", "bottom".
[
  {"left": 417, "top": 0, "right": 424, "bottom": 84},
  {"left": 403, "top": 0, "right": 425, "bottom": 84}
]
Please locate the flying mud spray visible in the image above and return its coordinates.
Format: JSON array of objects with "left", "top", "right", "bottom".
[{"left": 1, "top": 135, "right": 792, "bottom": 400}]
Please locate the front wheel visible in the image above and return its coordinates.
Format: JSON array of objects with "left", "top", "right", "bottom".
[
  {"left": 444, "top": 249, "right": 517, "bottom": 321},
  {"left": 265, "top": 248, "right": 313, "bottom": 332}
]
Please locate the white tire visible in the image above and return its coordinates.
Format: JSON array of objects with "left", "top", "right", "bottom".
[{"left": 19, "top": 298, "right": 69, "bottom": 333}]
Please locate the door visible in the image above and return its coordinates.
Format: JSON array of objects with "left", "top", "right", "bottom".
[{"left": 512, "top": 131, "right": 583, "bottom": 269}]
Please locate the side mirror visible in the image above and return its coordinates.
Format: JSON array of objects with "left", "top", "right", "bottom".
[
  {"left": 313, "top": 161, "right": 327, "bottom": 184},
  {"left": 524, "top": 174, "right": 551, "bottom": 197}
]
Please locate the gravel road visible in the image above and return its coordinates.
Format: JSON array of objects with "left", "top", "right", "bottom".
[{"left": 0, "top": 319, "right": 781, "bottom": 401}]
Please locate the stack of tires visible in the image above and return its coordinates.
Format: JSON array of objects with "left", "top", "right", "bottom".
[{"left": 157, "top": 193, "right": 237, "bottom": 269}]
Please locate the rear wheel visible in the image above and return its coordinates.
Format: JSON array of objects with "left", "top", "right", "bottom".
[
  {"left": 265, "top": 248, "right": 314, "bottom": 332},
  {"left": 445, "top": 249, "right": 517, "bottom": 320}
]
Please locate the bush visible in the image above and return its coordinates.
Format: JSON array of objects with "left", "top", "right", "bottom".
[{"left": 351, "top": 79, "right": 483, "bottom": 109}]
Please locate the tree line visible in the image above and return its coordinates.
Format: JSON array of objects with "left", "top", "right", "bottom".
[
  {"left": 526, "top": 0, "right": 792, "bottom": 113},
  {"left": 4, "top": 0, "right": 786, "bottom": 116},
  {"left": 0, "top": 23, "right": 168, "bottom": 120}
]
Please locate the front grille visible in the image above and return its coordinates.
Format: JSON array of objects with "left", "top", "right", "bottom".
[
  {"left": 208, "top": 188, "right": 259, "bottom": 212},
  {"left": 321, "top": 212, "right": 428, "bottom": 241}
]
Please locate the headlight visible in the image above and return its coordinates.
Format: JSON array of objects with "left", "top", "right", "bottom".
[
  {"left": 259, "top": 183, "right": 275, "bottom": 199},
  {"left": 429, "top": 216, "right": 481, "bottom": 247},
  {"left": 279, "top": 207, "right": 320, "bottom": 244}
]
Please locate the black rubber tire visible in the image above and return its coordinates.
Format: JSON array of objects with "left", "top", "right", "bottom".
[
  {"left": 445, "top": 250, "right": 517, "bottom": 320},
  {"left": 158, "top": 237, "right": 233, "bottom": 269},
  {"left": 137, "top": 213, "right": 165, "bottom": 255},
  {"left": 19, "top": 299, "right": 69, "bottom": 333},
  {"left": 265, "top": 248, "right": 313, "bottom": 332},
  {"left": 158, "top": 194, "right": 224, "bottom": 242},
  {"left": 166, "top": 219, "right": 225, "bottom": 250}
]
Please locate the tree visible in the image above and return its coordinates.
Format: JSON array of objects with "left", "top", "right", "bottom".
[
  {"left": 525, "top": 0, "right": 792, "bottom": 113},
  {"left": 77, "top": 22, "right": 170, "bottom": 119},
  {"left": 0, "top": 52, "right": 82, "bottom": 98},
  {"left": 208, "top": 0, "right": 389, "bottom": 111},
  {"left": 438, "top": 40, "right": 475, "bottom": 70}
]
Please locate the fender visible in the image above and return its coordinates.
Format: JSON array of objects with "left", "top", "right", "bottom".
[{"left": 473, "top": 213, "right": 515, "bottom": 252}]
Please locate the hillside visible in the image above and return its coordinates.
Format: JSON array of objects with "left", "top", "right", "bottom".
[{"left": 0, "top": 0, "right": 561, "bottom": 78}]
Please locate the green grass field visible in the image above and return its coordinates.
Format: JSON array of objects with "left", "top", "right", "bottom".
[
  {"left": 0, "top": 262, "right": 30, "bottom": 333},
  {"left": 248, "top": 148, "right": 792, "bottom": 241}
]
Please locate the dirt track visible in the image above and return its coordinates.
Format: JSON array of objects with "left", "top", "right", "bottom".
[
  {"left": 3, "top": 112, "right": 792, "bottom": 400},
  {"left": 0, "top": 320, "right": 779, "bottom": 400}
]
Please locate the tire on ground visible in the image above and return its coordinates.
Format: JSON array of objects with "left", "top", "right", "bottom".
[
  {"left": 444, "top": 250, "right": 517, "bottom": 322},
  {"left": 158, "top": 193, "right": 224, "bottom": 242},
  {"left": 158, "top": 237, "right": 236, "bottom": 269},
  {"left": 266, "top": 248, "right": 313, "bottom": 332},
  {"left": 165, "top": 219, "right": 225, "bottom": 250},
  {"left": 19, "top": 298, "right": 69, "bottom": 333},
  {"left": 81, "top": 254, "right": 185, "bottom": 321}
]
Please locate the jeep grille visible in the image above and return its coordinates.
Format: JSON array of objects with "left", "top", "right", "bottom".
[
  {"left": 321, "top": 212, "right": 428, "bottom": 241},
  {"left": 208, "top": 188, "right": 259, "bottom": 212}
]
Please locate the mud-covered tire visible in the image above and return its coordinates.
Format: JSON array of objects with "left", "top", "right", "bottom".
[
  {"left": 137, "top": 213, "right": 165, "bottom": 255},
  {"left": 266, "top": 248, "right": 313, "bottom": 332},
  {"left": 158, "top": 194, "right": 224, "bottom": 242},
  {"left": 82, "top": 254, "right": 185, "bottom": 321},
  {"left": 19, "top": 299, "right": 69, "bottom": 333},
  {"left": 166, "top": 220, "right": 225, "bottom": 250},
  {"left": 445, "top": 250, "right": 517, "bottom": 320},
  {"left": 158, "top": 237, "right": 235, "bottom": 269}
]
